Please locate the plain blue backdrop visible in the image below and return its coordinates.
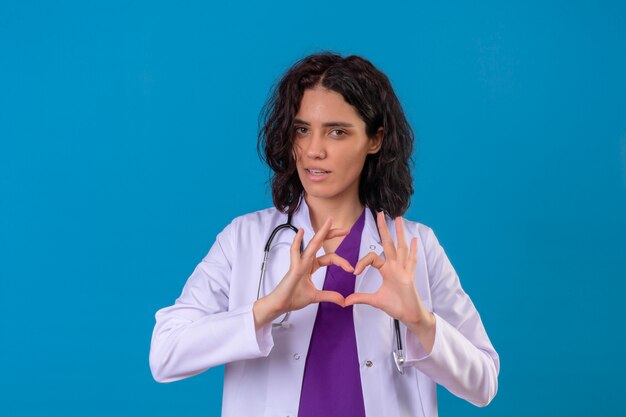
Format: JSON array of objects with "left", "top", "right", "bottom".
[{"left": 1, "top": 1, "right": 625, "bottom": 416}]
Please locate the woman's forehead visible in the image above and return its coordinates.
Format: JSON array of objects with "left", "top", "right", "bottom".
[{"left": 295, "top": 88, "right": 363, "bottom": 125}]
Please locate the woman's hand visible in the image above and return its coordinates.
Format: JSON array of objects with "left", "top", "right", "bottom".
[
  {"left": 253, "top": 217, "right": 354, "bottom": 330},
  {"left": 344, "top": 212, "right": 436, "bottom": 350}
]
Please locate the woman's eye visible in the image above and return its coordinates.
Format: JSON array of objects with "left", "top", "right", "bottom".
[
  {"left": 295, "top": 127, "right": 308, "bottom": 135},
  {"left": 330, "top": 129, "right": 346, "bottom": 137}
]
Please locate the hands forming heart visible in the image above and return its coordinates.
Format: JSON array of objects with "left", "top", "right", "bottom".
[{"left": 264, "top": 211, "right": 435, "bottom": 339}]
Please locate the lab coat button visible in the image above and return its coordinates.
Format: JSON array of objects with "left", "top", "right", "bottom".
[
  {"left": 365, "top": 360, "right": 373, "bottom": 367},
  {"left": 369, "top": 245, "right": 376, "bottom": 250},
  {"left": 293, "top": 353, "right": 300, "bottom": 360}
]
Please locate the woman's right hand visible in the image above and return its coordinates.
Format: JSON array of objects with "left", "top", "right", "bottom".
[{"left": 253, "top": 217, "right": 355, "bottom": 330}]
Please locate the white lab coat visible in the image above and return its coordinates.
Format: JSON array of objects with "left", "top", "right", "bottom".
[{"left": 149, "top": 196, "right": 500, "bottom": 417}]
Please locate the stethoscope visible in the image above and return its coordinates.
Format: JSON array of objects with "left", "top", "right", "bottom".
[{"left": 256, "top": 206, "right": 406, "bottom": 375}]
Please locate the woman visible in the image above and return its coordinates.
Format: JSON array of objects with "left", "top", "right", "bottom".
[{"left": 149, "top": 52, "right": 500, "bottom": 417}]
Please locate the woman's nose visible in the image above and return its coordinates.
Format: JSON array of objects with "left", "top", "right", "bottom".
[{"left": 306, "top": 133, "right": 326, "bottom": 159}]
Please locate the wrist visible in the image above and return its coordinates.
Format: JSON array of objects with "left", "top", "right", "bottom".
[
  {"left": 253, "top": 295, "right": 284, "bottom": 330},
  {"left": 406, "top": 312, "right": 436, "bottom": 337}
]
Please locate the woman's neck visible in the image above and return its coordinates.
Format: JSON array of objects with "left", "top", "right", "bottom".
[{"left": 304, "top": 192, "right": 365, "bottom": 233}]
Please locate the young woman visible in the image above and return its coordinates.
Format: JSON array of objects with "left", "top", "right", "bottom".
[{"left": 149, "top": 52, "right": 500, "bottom": 417}]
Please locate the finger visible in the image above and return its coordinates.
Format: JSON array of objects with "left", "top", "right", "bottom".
[
  {"left": 315, "top": 290, "right": 346, "bottom": 307},
  {"left": 290, "top": 228, "right": 304, "bottom": 264},
  {"left": 302, "top": 216, "right": 333, "bottom": 259},
  {"left": 316, "top": 253, "right": 355, "bottom": 273},
  {"left": 377, "top": 211, "right": 397, "bottom": 260},
  {"left": 353, "top": 252, "right": 385, "bottom": 276},
  {"left": 395, "top": 216, "right": 408, "bottom": 266},
  {"left": 408, "top": 237, "right": 418, "bottom": 275},
  {"left": 344, "top": 292, "right": 378, "bottom": 307},
  {"left": 325, "top": 227, "right": 350, "bottom": 240}
]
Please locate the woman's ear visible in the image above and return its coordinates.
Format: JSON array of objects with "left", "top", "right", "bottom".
[{"left": 368, "top": 127, "right": 384, "bottom": 154}]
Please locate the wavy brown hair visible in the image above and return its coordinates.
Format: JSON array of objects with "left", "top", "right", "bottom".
[{"left": 257, "top": 51, "right": 415, "bottom": 218}]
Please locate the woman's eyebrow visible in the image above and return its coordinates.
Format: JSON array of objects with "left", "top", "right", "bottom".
[{"left": 293, "top": 118, "right": 354, "bottom": 128}]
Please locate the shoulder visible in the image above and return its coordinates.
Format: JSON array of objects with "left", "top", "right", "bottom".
[
  {"left": 219, "top": 205, "right": 286, "bottom": 239},
  {"left": 231, "top": 206, "right": 284, "bottom": 227},
  {"left": 398, "top": 216, "right": 435, "bottom": 242},
  {"left": 205, "top": 206, "right": 284, "bottom": 261},
  {"left": 394, "top": 216, "right": 442, "bottom": 256}
]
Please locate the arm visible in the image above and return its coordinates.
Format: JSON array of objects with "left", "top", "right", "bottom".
[
  {"left": 404, "top": 226, "right": 500, "bottom": 407},
  {"left": 148, "top": 215, "right": 353, "bottom": 383},
  {"left": 343, "top": 214, "right": 499, "bottom": 406},
  {"left": 148, "top": 219, "right": 274, "bottom": 383}
]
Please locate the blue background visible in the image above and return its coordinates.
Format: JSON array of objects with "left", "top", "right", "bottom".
[{"left": 1, "top": 1, "right": 625, "bottom": 416}]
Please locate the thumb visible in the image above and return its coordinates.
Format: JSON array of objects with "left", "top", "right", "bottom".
[
  {"left": 344, "top": 292, "right": 377, "bottom": 308},
  {"left": 315, "top": 290, "right": 346, "bottom": 307}
]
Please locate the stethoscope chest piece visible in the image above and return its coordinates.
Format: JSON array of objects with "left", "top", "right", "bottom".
[{"left": 393, "top": 349, "right": 405, "bottom": 375}]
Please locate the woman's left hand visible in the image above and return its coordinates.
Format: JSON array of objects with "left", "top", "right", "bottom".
[{"left": 344, "top": 211, "right": 436, "bottom": 348}]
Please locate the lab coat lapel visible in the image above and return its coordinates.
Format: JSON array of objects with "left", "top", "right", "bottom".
[
  {"left": 290, "top": 194, "right": 327, "bottom": 290},
  {"left": 355, "top": 206, "right": 385, "bottom": 293},
  {"left": 278, "top": 195, "right": 326, "bottom": 354}
]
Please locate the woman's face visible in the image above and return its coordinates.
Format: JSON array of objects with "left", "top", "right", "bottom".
[{"left": 293, "top": 86, "right": 382, "bottom": 204}]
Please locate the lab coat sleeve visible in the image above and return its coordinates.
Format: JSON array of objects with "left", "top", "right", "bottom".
[
  {"left": 149, "top": 219, "right": 275, "bottom": 383},
  {"left": 403, "top": 226, "right": 500, "bottom": 407}
]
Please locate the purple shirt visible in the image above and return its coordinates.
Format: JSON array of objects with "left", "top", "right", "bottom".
[{"left": 297, "top": 208, "right": 367, "bottom": 417}]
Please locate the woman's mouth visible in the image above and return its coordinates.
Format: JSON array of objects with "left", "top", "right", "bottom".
[
  {"left": 307, "top": 169, "right": 330, "bottom": 175},
  {"left": 305, "top": 169, "right": 330, "bottom": 181}
]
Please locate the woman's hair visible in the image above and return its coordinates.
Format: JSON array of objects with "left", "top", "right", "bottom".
[{"left": 257, "top": 51, "right": 415, "bottom": 218}]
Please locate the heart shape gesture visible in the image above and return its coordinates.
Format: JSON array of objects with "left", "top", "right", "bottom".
[{"left": 254, "top": 216, "right": 353, "bottom": 329}]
